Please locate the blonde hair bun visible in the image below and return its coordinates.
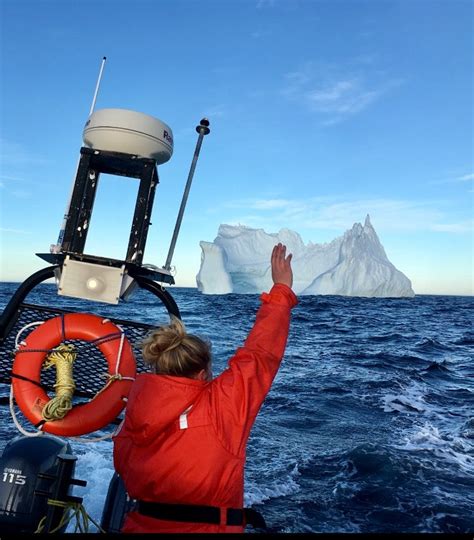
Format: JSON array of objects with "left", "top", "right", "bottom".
[{"left": 142, "top": 316, "right": 211, "bottom": 378}]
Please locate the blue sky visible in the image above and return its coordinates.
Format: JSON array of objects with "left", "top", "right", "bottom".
[{"left": 1, "top": 0, "right": 472, "bottom": 295}]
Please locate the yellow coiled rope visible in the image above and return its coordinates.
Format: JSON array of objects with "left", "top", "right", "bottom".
[
  {"left": 34, "top": 498, "right": 105, "bottom": 533},
  {"left": 41, "top": 344, "right": 76, "bottom": 422}
]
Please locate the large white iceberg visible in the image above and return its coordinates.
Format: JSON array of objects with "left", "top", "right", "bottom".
[{"left": 196, "top": 216, "right": 415, "bottom": 297}]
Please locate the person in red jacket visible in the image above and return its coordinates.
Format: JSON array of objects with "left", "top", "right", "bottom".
[{"left": 113, "top": 243, "right": 298, "bottom": 533}]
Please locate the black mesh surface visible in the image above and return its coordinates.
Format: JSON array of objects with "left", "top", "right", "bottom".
[{"left": 0, "top": 303, "right": 154, "bottom": 398}]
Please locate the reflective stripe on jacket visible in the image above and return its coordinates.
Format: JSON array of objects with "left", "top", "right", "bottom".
[{"left": 112, "top": 283, "right": 298, "bottom": 533}]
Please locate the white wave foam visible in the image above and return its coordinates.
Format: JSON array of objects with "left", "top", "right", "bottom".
[
  {"left": 66, "top": 440, "right": 114, "bottom": 532},
  {"left": 395, "top": 423, "right": 474, "bottom": 474},
  {"left": 332, "top": 480, "right": 360, "bottom": 499},
  {"left": 244, "top": 463, "right": 301, "bottom": 506},
  {"left": 382, "top": 383, "right": 430, "bottom": 414}
]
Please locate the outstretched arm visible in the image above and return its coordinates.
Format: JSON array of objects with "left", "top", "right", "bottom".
[{"left": 211, "top": 243, "right": 298, "bottom": 456}]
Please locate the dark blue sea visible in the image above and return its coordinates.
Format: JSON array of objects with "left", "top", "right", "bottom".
[{"left": 0, "top": 282, "right": 473, "bottom": 534}]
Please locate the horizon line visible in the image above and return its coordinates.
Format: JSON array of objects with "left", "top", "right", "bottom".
[{"left": 0, "top": 281, "right": 472, "bottom": 298}]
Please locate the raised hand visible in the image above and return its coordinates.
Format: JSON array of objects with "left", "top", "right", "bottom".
[{"left": 271, "top": 243, "right": 293, "bottom": 289}]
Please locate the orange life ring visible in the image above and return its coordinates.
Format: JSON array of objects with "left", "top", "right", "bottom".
[{"left": 12, "top": 313, "right": 136, "bottom": 437}]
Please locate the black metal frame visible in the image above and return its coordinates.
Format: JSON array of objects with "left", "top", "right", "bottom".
[{"left": 60, "top": 147, "right": 158, "bottom": 264}]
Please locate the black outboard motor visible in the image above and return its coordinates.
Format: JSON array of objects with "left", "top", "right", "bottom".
[{"left": 0, "top": 435, "right": 85, "bottom": 533}]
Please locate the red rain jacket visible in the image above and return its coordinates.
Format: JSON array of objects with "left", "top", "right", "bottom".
[{"left": 113, "top": 283, "right": 298, "bottom": 533}]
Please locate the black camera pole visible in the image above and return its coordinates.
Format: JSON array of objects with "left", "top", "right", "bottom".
[{"left": 164, "top": 118, "right": 210, "bottom": 272}]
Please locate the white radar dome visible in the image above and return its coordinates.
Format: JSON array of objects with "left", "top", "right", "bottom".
[{"left": 83, "top": 108, "right": 173, "bottom": 164}]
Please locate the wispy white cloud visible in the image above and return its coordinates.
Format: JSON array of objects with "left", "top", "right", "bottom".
[
  {"left": 0, "top": 174, "right": 32, "bottom": 199},
  {"left": 219, "top": 196, "right": 471, "bottom": 235},
  {"left": 307, "top": 79, "right": 382, "bottom": 116},
  {"left": 0, "top": 138, "right": 50, "bottom": 166},
  {"left": 0, "top": 227, "right": 31, "bottom": 235},
  {"left": 0, "top": 174, "right": 27, "bottom": 182},
  {"left": 431, "top": 220, "right": 473, "bottom": 233},
  {"left": 0, "top": 173, "right": 32, "bottom": 197},
  {"left": 281, "top": 61, "right": 403, "bottom": 124},
  {"left": 430, "top": 172, "right": 474, "bottom": 185},
  {"left": 454, "top": 173, "right": 473, "bottom": 182},
  {"left": 282, "top": 61, "right": 314, "bottom": 97},
  {"left": 0, "top": 141, "right": 46, "bottom": 200},
  {"left": 203, "top": 104, "right": 228, "bottom": 119},
  {"left": 231, "top": 198, "right": 293, "bottom": 210}
]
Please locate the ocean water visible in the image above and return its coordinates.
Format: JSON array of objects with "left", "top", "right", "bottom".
[{"left": 0, "top": 282, "right": 473, "bottom": 534}]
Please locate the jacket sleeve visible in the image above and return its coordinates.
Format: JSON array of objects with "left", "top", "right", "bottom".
[{"left": 210, "top": 283, "right": 298, "bottom": 456}]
